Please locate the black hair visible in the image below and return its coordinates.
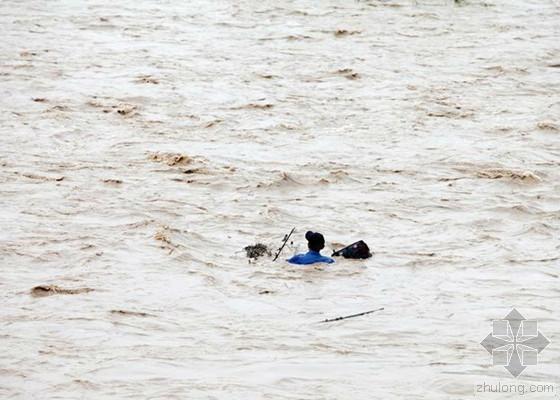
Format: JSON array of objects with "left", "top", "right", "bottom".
[{"left": 306, "top": 231, "right": 325, "bottom": 252}]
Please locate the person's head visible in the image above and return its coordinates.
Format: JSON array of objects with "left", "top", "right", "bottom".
[{"left": 306, "top": 231, "right": 325, "bottom": 252}]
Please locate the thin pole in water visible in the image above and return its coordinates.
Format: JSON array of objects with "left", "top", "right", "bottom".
[
  {"left": 273, "top": 227, "right": 295, "bottom": 262},
  {"left": 320, "top": 307, "right": 384, "bottom": 323}
]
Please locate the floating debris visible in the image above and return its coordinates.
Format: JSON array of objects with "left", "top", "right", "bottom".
[
  {"left": 334, "top": 29, "right": 361, "bottom": 37},
  {"left": 537, "top": 121, "right": 559, "bottom": 131},
  {"left": 154, "top": 227, "right": 172, "bottom": 245},
  {"left": 20, "top": 173, "right": 64, "bottom": 182},
  {"left": 31, "top": 285, "right": 94, "bottom": 297},
  {"left": 257, "top": 73, "right": 275, "bottom": 79},
  {"left": 182, "top": 168, "right": 202, "bottom": 174},
  {"left": 320, "top": 307, "right": 384, "bottom": 323},
  {"left": 203, "top": 119, "right": 223, "bottom": 128},
  {"left": 336, "top": 68, "right": 361, "bottom": 80},
  {"left": 116, "top": 104, "right": 137, "bottom": 115},
  {"left": 476, "top": 168, "right": 541, "bottom": 183},
  {"left": 232, "top": 103, "right": 274, "bottom": 110},
  {"left": 110, "top": 309, "right": 153, "bottom": 317},
  {"left": 103, "top": 178, "right": 122, "bottom": 185},
  {"left": 148, "top": 152, "right": 193, "bottom": 166},
  {"left": 244, "top": 243, "right": 271, "bottom": 259},
  {"left": 135, "top": 75, "right": 159, "bottom": 84}
]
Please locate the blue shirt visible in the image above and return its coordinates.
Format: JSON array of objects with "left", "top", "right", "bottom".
[{"left": 287, "top": 251, "right": 335, "bottom": 265}]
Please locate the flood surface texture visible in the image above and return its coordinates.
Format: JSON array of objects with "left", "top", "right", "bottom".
[{"left": 1, "top": 0, "right": 560, "bottom": 398}]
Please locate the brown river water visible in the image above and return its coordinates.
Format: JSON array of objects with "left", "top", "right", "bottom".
[{"left": 1, "top": 0, "right": 559, "bottom": 398}]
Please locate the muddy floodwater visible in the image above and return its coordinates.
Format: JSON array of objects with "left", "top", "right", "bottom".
[{"left": 1, "top": 0, "right": 559, "bottom": 398}]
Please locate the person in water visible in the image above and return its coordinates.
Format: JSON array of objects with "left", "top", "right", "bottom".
[{"left": 287, "top": 231, "right": 335, "bottom": 265}]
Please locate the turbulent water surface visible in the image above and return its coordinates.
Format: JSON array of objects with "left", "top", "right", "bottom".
[{"left": 1, "top": 0, "right": 560, "bottom": 398}]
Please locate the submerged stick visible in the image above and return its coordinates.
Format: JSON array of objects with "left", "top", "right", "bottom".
[
  {"left": 273, "top": 227, "right": 295, "bottom": 261},
  {"left": 320, "top": 307, "right": 384, "bottom": 323}
]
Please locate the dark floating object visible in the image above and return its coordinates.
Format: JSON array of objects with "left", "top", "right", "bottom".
[
  {"left": 110, "top": 309, "right": 153, "bottom": 317},
  {"left": 332, "top": 240, "right": 372, "bottom": 259},
  {"left": 321, "top": 307, "right": 384, "bottom": 323},
  {"left": 244, "top": 243, "right": 271, "bottom": 259},
  {"left": 31, "top": 285, "right": 94, "bottom": 297},
  {"left": 334, "top": 29, "right": 361, "bottom": 37}
]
